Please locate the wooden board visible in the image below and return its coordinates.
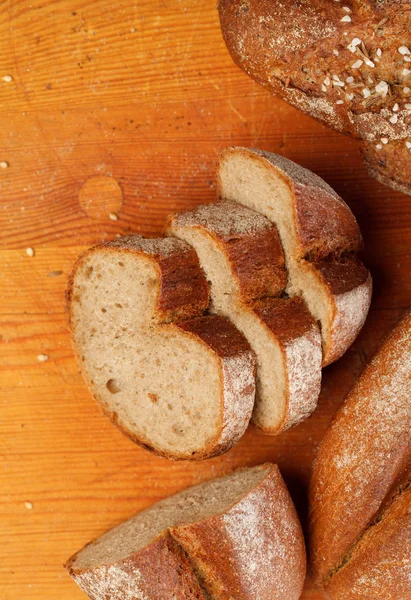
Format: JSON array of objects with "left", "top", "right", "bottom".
[{"left": 0, "top": 1, "right": 410, "bottom": 598}]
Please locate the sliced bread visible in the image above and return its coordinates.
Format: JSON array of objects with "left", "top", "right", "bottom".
[
  {"left": 217, "top": 147, "right": 372, "bottom": 365},
  {"left": 67, "top": 235, "right": 256, "bottom": 460},
  {"left": 167, "top": 201, "right": 322, "bottom": 434},
  {"left": 309, "top": 308, "right": 411, "bottom": 598},
  {"left": 66, "top": 463, "right": 306, "bottom": 600}
]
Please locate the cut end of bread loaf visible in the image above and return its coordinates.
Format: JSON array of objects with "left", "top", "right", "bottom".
[
  {"left": 67, "top": 235, "right": 256, "bottom": 461},
  {"left": 217, "top": 147, "right": 371, "bottom": 365},
  {"left": 67, "top": 463, "right": 306, "bottom": 600}
]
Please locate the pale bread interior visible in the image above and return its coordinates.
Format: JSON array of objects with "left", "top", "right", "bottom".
[
  {"left": 170, "top": 225, "right": 287, "bottom": 431},
  {"left": 71, "top": 464, "right": 271, "bottom": 569},
  {"left": 218, "top": 153, "right": 333, "bottom": 354},
  {"left": 70, "top": 250, "right": 222, "bottom": 457}
]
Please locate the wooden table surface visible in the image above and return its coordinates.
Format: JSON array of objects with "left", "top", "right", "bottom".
[{"left": 1, "top": 1, "right": 410, "bottom": 599}]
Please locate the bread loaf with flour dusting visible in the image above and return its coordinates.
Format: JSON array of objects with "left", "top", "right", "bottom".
[{"left": 310, "top": 308, "right": 411, "bottom": 599}]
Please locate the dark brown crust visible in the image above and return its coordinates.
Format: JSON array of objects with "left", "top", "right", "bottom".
[
  {"left": 67, "top": 534, "right": 208, "bottom": 600},
  {"left": 309, "top": 308, "right": 411, "bottom": 596},
  {"left": 170, "top": 464, "right": 306, "bottom": 600},
  {"left": 252, "top": 296, "right": 318, "bottom": 345},
  {"left": 177, "top": 315, "right": 255, "bottom": 359},
  {"left": 66, "top": 236, "right": 256, "bottom": 462},
  {"left": 223, "top": 227, "right": 286, "bottom": 301},
  {"left": 166, "top": 202, "right": 286, "bottom": 301},
  {"left": 311, "top": 256, "right": 370, "bottom": 296},
  {"left": 218, "top": 1, "right": 411, "bottom": 196}
]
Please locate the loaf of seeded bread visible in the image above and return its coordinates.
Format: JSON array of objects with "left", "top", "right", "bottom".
[
  {"left": 309, "top": 308, "right": 411, "bottom": 599},
  {"left": 167, "top": 200, "right": 322, "bottom": 434},
  {"left": 218, "top": 147, "right": 372, "bottom": 365},
  {"left": 67, "top": 236, "right": 256, "bottom": 461},
  {"left": 66, "top": 463, "right": 306, "bottom": 600},
  {"left": 218, "top": 1, "right": 411, "bottom": 195}
]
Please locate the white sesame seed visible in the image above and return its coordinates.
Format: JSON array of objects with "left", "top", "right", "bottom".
[
  {"left": 336, "top": 100, "right": 344, "bottom": 104},
  {"left": 362, "top": 88, "right": 371, "bottom": 98},
  {"left": 376, "top": 48, "right": 382, "bottom": 57},
  {"left": 406, "top": 141, "right": 411, "bottom": 150},
  {"left": 343, "top": 6, "right": 351, "bottom": 12},
  {"left": 324, "top": 76, "right": 331, "bottom": 85},
  {"left": 376, "top": 144, "right": 383, "bottom": 150},
  {"left": 346, "top": 92, "right": 355, "bottom": 100},
  {"left": 341, "top": 15, "right": 351, "bottom": 22},
  {"left": 365, "top": 59, "right": 375, "bottom": 68},
  {"left": 109, "top": 213, "right": 118, "bottom": 221},
  {"left": 37, "top": 354, "right": 48, "bottom": 362},
  {"left": 393, "top": 103, "right": 399, "bottom": 112},
  {"left": 322, "top": 84, "right": 327, "bottom": 92},
  {"left": 352, "top": 60, "right": 363, "bottom": 69},
  {"left": 346, "top": 76, "right": 354, "bottom": 83},
  {"left": 333, "top": 49, "right": 339, "bottom": 56},
  {"left": 332, "top": 74, "right": 341, "bottom": 81},
  {"left": 375, "top": 80, "right": 389, "bottom": 97},
  {"left": 389, "top": 114, "right": 398, "bottom": 124},
  {"left": 3, "top": 75, "right": 13, "bottom": 82},
  {"left": 398, "top": 46, "right": 410, "bottom": 55},
  {"left": 347, "top": 38, "right": 361, "bottom": 52},
  {"left": 334, "top": 81, "right": 345, "bottom": 87},
  {"left": 381, "top": 138, "right": 389, "bottom": 144},
  {"left": 26, "top": 247, "right": 35, "bottom": 257},
  {"left": 404, "top": 56, "right": 411, "bottom": 63},
  {"left": 404, "top": 87, "right": 411, "bottom": 94},
  {"left": 25, "top": 501, "right": 33, "bottom": 510},
  {"left": 0, "top": 161, "right": 8, "bottom": 169},
  {"left": 405, "top": 104, "right": 411, "bottom": 109},
  {"left": 402, "top": 68, "right": 411, "bottom": 76}
]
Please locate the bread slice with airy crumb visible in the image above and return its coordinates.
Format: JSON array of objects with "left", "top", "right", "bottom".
[
  {"left": 67, "top": 235, "right": 256, "bottom": 461},
  {"left": 167, "top": 201, "right": 322, "bottom": 434},
  {"left": 218, "top": 147, "right": 372, "bottom": 365},
  {"left": 66, "top": 463, "right": 306, "bottom": 600}
]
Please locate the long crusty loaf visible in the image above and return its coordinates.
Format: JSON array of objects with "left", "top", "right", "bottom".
[
  {"left": 67, "top": 235, "right": 256, "bottom": 461},
  {"left": 66, "top": 463, "right": 306, "bottom": 600},
  {"left": 309, "top": 308, "right": 411, "bottom": 599},
  {"left": 218, "top": 1, "right": 411, "bottom": 195},
  {"left": 218, "top": 147, "right": 372, "bottom": 365},
  {"left": 167, "top": 200, "right": 322, "bottom": 434}
]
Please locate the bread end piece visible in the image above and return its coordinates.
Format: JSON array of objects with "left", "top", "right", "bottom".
[{"left": 66, "top": 463, "right": 306, "bottom": 600}]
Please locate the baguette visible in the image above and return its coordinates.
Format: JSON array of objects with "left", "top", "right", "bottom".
[
  {"left": 167, "top": 200, "right": 322, "bottom": 434},
  {"left": 67, "top": 235, "right": 256, "bottom": 460},
  {"left": 309, "top": 308, "right": 411, "bottom": 599},
  {"left": 217, "top": 147, "right": 372, "bottom": 365},
  {"left": 218, "top": 1, "right": 411, "bottom": 195},
  {"left": 66, "top": 463, "right": 306, "bottom": 600}
]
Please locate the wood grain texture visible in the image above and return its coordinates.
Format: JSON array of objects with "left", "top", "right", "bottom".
[{"left": 0, "top": 1, "right": 410, "bottom": 599}]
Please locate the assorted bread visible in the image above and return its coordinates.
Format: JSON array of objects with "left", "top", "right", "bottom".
[
  {"left": 67, "top": 236, "right": 256, "bottom": 460},
  {"left": 309, "top": 308, "right": 411, "bottom": 599},
  {"left": 167, "top": 200, "right": 322, "bottom": 434},
  {"left": 66, "top": 463, "right": 306, "bottom": 600},
  {"left": 218, "top": 1, "right": 411, "bottom": 195}
]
